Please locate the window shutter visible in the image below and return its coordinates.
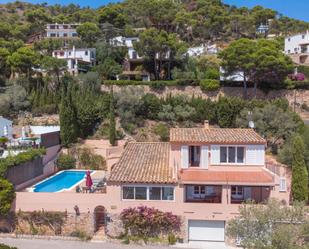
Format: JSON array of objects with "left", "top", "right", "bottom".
[
  {"left": 279, "top": 178, "right": 287, "bottom": 192},
  {"left": 200, "top": 145, "right": 209, "bottom": 169},
  {"left": 181, "top": 145, "right": 189, "bottom": 168},
  {"left": 211, "top": 145, "right": 220, "bottom": 165}
]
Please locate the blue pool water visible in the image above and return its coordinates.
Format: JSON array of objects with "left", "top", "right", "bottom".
[{"left": 33, "top": 170, "right": 88, "bottom": 192}]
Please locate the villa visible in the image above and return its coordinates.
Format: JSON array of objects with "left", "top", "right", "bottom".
[
  {"left": 52, "top": 47, "right": 96, "bottom": 75},
  {"left": 285, "top": 30, "right": 309, "bottom": 65},
  {"left": 14, "top": 122, "right": 291, "bottom": 243}
]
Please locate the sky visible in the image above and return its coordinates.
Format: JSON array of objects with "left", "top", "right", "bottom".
[{"left": 0, "top": 0, "right": 308, "bottom": 22}]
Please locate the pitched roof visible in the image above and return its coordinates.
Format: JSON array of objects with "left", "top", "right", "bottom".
[
  {"left": 170, "top": 128, "right": 266, "bottom": 144},
  {"left": 108, "top": 142, "right": 175, "bottom": 184},
  {"left": 179, "top": 169, "right": 274, "bottom": 186}
]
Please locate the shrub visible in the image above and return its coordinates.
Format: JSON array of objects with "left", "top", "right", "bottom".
[
  {"left": 0, "top": 149, "right": 46, "bottom": 177},
  {"left": 288, "top": 73, "right": 305, "bottom": 81},
  {"left": 168, "top": 234, "right": 177, "bottom": 245},
  {"left": 0, "top": 178, "right": 15, "bottom": 216},
  {"left": 32, "top": 104, "right": 58, "bottom": 115},
  {"left": 150, "top": 81, "right": 165, "bottom": 90},
  {"left": 120, "top": 206, "right": 181, "bottom": 238},
  {"left": 77, "top": 147, "right": 107, "bottom": 170},
  {"left": 153, "top": 123, "right": 169, "bottom": 141},
  {"left": 301, "top": 103, "right": 309, "bottom": 111},
  {"left": 55, "top": 153, "right": 76, "bottom": 170},
  {"left": 0, "top": 244, "right": 17, "bottom": 249},
  {"left": 70, "top": 230, "right": 92, "bottom": 241},
  {"left": 204, "top": 68, "right": 220, "bottom": 80},
  {"left": 200, "top": 79, "right": 220, "bottom": 91}
]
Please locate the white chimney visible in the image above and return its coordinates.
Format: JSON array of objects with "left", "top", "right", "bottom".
[{"left": 204, "top": 120, "right": 209, "bottom": 129}]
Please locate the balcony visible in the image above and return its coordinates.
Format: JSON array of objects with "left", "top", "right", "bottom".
[
  {"left": 230, "top": 186, "right": 271, "bottom": 204},
  {"left": 185, "top": 185, "right": 222, "bottom": 203}
]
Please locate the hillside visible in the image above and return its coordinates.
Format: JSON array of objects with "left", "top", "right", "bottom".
[{"left": 0, "top": 0, "right": 309, "bottom": 45}]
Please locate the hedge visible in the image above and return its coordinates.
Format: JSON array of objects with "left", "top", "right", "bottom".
[
  {"left": 103, "top": 79, "right": 309, "bottom": 90},
  {"left": 103, "top": 79, "right": 200, "bottom": 87},
  {"left": 0, "top": 148, "right": 46, "bottom": 178}
]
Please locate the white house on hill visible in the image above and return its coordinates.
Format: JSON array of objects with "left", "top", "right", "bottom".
[
  {"left": 52, "top": 47, "right": 96, "bottom": 75},
  {"left": 0, "top": 117, "right": 13, "bottom": 139}
]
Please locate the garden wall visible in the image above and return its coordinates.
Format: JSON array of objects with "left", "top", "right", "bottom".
[
  {"left": 0, "top": 212, "right": 94, "bottom": 238},
  {"left": 101, "top": 85, "right": 309, "bottom": 107},
  {"left": 6, "top": 157, "right": 44, "bottom": 186}
]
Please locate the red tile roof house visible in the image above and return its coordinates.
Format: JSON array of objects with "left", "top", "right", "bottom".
[
  {"left": 107, "top": 122, "right": 291, "bottom": 243},
  {"left": 14, "top": 123, "right": 291, "bottom": 243}
]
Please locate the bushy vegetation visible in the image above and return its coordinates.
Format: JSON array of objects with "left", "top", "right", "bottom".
[
  {"left": 120, "top": 206, "right": 181, "bottom": 238},
  {"left": 227, "top": 199, "right": 309, "bottom": 249},
  {"left": 291, "top": 135, "right": 309, "bottom": 202},
  {"left": 200, "top": 79, "right": 220, "bottom": 91},
  {"left": 55, "top": 153, "right": 76, "bottom": 170},
  {"left": 0, "top": 244, "right": 17, "bottom": 249},
  {"left": 0, "top": 148, "right": 46, "bottom": 177},
  {"left": 0, "top": 178, "right": 15, "bottom": 216},
  {"left": 77, "top": 147, "right": 107, "bottom": 171}
]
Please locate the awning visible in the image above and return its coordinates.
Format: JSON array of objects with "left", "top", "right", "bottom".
[{"left": 179, "top": 170, "right": 274, "bottom": 186}]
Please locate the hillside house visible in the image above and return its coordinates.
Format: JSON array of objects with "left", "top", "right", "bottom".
[
  {"left": 107, "top": 122, "right": 291, "bottom": 243},
  {"left": 0, "top": 116, "right": 13, "bottom": 139},
  {"left": 285, "top": 31, "right": 309, "bottom": 65},
  {"left": 52, "top": 47, "right": 96, "bottom": 75}
]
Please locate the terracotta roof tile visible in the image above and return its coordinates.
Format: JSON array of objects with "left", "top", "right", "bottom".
[
  {"left": 170, "top": 128, "right": 266, "bottom": 144},
  {"left": 108, "top": 142, "right": 175, "bottom": 184},
  {"left": 179, "top": 169, "right": 274, "bottom": 185}
]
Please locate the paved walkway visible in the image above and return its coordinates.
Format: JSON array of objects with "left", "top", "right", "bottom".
[
  {"left": 0, "top": 238, "right": 235, "bottom": 249},
  {"left": 0, "top": 238, "right": 174, "bottom": 249}
]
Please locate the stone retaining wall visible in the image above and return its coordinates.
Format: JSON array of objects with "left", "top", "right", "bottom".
[
  {"left": 0, "top": 212, "right": 94, "bottom": 238},
  {"left": 101, "top": 85, "right": 309, "bottom": 107}
]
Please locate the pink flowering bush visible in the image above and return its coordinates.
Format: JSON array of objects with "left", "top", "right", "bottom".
[
  {"left": 288, "top": 73, "right": 306, "bottom": 81},
  {"left": 120, "top": 206, "right": 181, "bottom": 237}
]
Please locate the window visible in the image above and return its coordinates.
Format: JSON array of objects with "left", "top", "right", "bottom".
[
  {"left": 220, "top": 147, "right": 245, "bottom": 164},
  {"left": 135, "top": 187, "right": 147, "bottom": 200},
  {"left": 122, "top": 186, "right": 134, "bottom": 199},
  {"left": 85, "top": 51, "right": 88, "bottom": 56},
  {"left": 149, "top": 187, "right": 161, "bottom": 200},
  {"left": 122, "top": 186, "right": 174, "bottom": 201},
  {"left": 288, "top": 38, "right": 290, "bottom": 42},
  {"left": 228, "top": 147, "right": 236, "bottom": 163},
  {"left": 194, "top": 185, "right": 205, "bottom": 195},
  {"left": 237, "top": 147, "right": 244, "bottom": 163},
  {"left": 288, "top": 50, "right": 291, "bottom": 54},
  {"left": 220, "top": 147, "right": 227, "bottom": 163},
  {"left": 231, "top": 186, "right": 243, "bottom": 197},
  {"left": 279, "top": 178, "right": 287, "bottom": 192},
  {"left": 162, "top": 187, "right": 174, "bottom": 200},
  {"left": 189, "top": 146, "right": 201, "bottom": 167},
  {"left": 302, "top": 35, "right": 305, "bottom": 39}
]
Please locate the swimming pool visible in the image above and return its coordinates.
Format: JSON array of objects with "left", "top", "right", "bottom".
[{"left": 33, "top": 170, "right": 90, "bottom": 193}]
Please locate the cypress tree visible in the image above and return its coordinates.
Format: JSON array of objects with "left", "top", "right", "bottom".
[
  {"left": 109, "top": 86, "right": 116, "bottom": 146},
  {"left": 291, "top": 135, "right": 309, "bottom": 202},
  {"left": 59, "top": 83, "right": 79, "bottom": 147}
]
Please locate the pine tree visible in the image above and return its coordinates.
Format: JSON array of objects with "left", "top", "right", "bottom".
[
  {"left": 59, "top": 83, "right": 79, "bottom": 147},
  {"left": 109, "top": 86, "right": 116, "bottom": 146},
  {"left": 291, "top": 135, "right": 309, "bottom": 202}
]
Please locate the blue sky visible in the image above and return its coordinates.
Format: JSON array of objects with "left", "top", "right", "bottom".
[{"left": 0, "top": 0, "right": 308, "bottom": 22}]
